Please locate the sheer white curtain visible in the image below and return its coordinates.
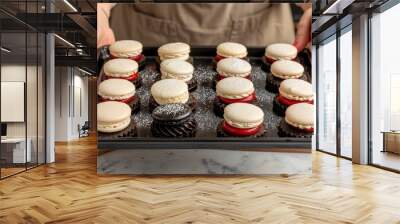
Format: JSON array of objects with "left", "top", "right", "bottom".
[
  {"left": 340, "top": 29, "right": 352, "bottom": 158},
  {"left": 317, "top": 37, "right": 337, "bottom": 154}
]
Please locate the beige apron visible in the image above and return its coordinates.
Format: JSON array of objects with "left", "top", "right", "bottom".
[{"left": 109, "top": 3, "right": 295, "bottom": 47}]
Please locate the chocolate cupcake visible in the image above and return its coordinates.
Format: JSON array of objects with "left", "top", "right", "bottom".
[
  {"left": 97, "top": 101, "right": 137, "bottom": 138},
  {"left": 156, "top": 42, "right": 193, "bottom": 67},
  {"left": 278, "top": 103, "right": 314, "bottom": 138},
  {"left": 217, "top": 103, "right": 265, "bottom": 137},
  {"left": 214, "top": 42, "right": 249, "bottom": 66},
  {"left": 160, "top": 59, "right": 197, "bottom": 92},
  {"left": 265, "top": 60, "right": 305, "bottom": 93},
  {"left": 151, "top": 104, "right": 197, "bottom": 137},
  {"left": 262, "top": 43, "right": 297, "bottom": 72},
  {"left": 109, "top": 40, "right": 145, "bottom": 69},
  {"left": 98, "top": 79, "right": 140, "bottom": 114},
  {"left": 273, "top": 79, "right": 313, "bottom": 116},
  {"left": 149, "top": 79, "right": 196, "bottom": 113},
  {"left": 103, "top": 58, "right": 142, "bottom": 88},
  {"left": 214, "top": 77, "right": 257, "bottom": 117}
]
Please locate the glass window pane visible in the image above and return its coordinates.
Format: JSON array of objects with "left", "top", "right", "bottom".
[
  {"left": 371, "top": 3, "right": 400, "bottom": 171},
  {"left": 0, "top": 0, "right": 46, "bottom": 179},
  {"left": 317, "top": 37, "right": 337, "bottom": 154},
  {"left": 340, "top": 28, "right": 352, "bottom": 158},
  {"left": 1, "top": 31, "right": 28, "bottom": 177},
  {"left": 27, "top": 31, "right": 38, "bottom": 169}
]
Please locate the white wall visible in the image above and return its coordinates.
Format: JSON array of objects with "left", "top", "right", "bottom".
[
  {"left": 54, "top": 67, "right": 70, "bottom": 141},
  {"left": 54, "top": 67, "right": 89, "bottom": 141}
]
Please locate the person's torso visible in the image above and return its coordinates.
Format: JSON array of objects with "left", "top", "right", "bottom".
[{"left": 110, "top": 3, "right": 295, "bottom": 47}]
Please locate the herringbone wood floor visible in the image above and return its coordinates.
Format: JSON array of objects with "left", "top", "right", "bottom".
[{"left": 1, "top": 136, "right": 400, "bottom": 224}]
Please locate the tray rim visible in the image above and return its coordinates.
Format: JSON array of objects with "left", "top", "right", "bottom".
[{"left": 97, "top": 138, "right": 311, "bottom": 152}]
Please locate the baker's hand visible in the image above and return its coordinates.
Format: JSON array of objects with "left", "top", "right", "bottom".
[
  {"left": 293, "top": 6, "right": 312, "bottom": 51},
  {"left": 97, "top": 3, "right": 116, "bottom": 49},
  {"left": 98, "top": 26, "right": 115, "bottom": 49}
]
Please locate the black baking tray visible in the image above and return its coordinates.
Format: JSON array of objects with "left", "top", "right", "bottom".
[{"left": 97, "top": 47, "right": 312, "bottom": 150}]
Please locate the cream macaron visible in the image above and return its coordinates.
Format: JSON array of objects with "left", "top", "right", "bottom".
[
  {"left": 151, "top": 79, "right": 189, "bottom": 105},
  {"left": 266, "top": 60, "right": 305, "bottom": 93},
  {"left": 149, "top": 79, "right": 196, "bottom": 112},
  {"left": 158, "top": 42, "right": 190, "bottom": 61},
  {"left": 273, "top": 79, "right": 313, "bottom": 116},
  {"left": 216, "top": 77, "right": 255, "bottom": 101},
  {"left": 98, "top": 79, "right": 140, "bottom": 113},
  {"left": 279, "top": 79, "right": 313, "bottom": 102},
  {"left": 103, "top": 58, "right": 140, "bottom": 86},
  {"left": 265, "top": 43, "right": 297, "bottom": 63},
  {"left": 271, "top": 60, "right": 304, "bottom": 79},
  {"left": 160, "top": 59, "right": 197, "bottom": 91},
  {"left": 216, "top": 42, "right": 248, "bottom": 62},
  {"left": 216, "top": 58, "right": 252, "bottom": 80},
  {"left": 109, "top": 40, "right": 143, "bottom": 61},
  {"left": 285, "top": 103, "right": 314, "bottom": 130},
  {"left": 160, "top": 59, "right": 194, "bottom": 82},
  {"left": 214, "top": 77, "right": 256, "bottom": 117},
  {"left": 97, "top": 101, "right": 132, "bottom": 133},
  {"left": 218, "top": 103, "right": 264, "bottom": 137},
  {"left": 98, "top": 79, "right": 135, "bottom": 102},
  {"left": 278, "top": 103, "right": 314, "bottom": 138}
]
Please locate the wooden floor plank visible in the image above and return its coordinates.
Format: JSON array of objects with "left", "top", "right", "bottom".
[{"left": 0, "top": 135, "right": 399, "bottom": 224}]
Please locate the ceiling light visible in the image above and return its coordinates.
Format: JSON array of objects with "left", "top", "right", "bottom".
[
  {"left": 54, "top": 34, "right": 75, "bottom": 48},
  {"left": 322, "top": 0, "right": 354, "bottom": 15},
  {"left": 76, "top": 48, "right": 87, "bottom": 56},
  {"left": 1, "top": 47, "right": 11, "bottom": 53},
  {"left": 322, "top": 0, "right": 341, "bottom": 14},
  {"left": 63, "top": 0, "right": 78, "bottom": 12}
]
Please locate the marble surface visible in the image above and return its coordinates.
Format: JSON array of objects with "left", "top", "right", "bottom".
[{"left": 98, "top": 149, "right": 311, "bottom": 175}]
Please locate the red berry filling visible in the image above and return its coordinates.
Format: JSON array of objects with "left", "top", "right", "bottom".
[
  {"left": 215, "top": 54, "right": 246, "bottom": 62},
  {"left": 222, "top": 121, "right": 261, "bottom": 136},
  {"left": 130, "top": 54, "right": 144, "bottom": 62},
  {"left": 106, "top": 71, "right": 139, "bottom": 82},
  {"left": 118, "top": 95, "right": 135, "bottom": 104},
  {"left": 215, "top": 54, "right": 225, "bottom": 62},
  {"left": 111, "top": 53, "right": 144, "bottom": 62},
  {"left": 303, "top": 127, "right": 314, "bottom": 133},
  {"left": 265, "top": 56, "right": 297, "bottom": 64},
  {"left": 265, "top": 56, "right": 276, "bottom": 64},
  {"left": 277, "top": 95, "right": 313, "bottom": 106},
  {"left": 218, "top": 92, "right": 256, "bottom": 104}
]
